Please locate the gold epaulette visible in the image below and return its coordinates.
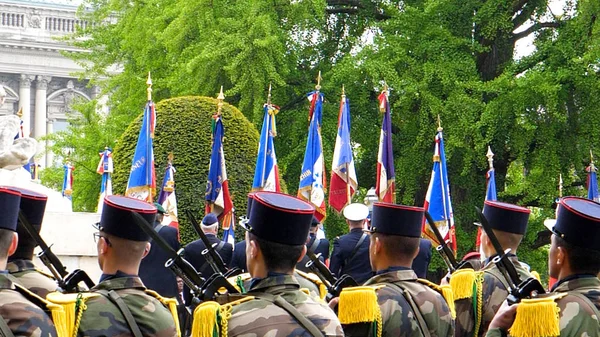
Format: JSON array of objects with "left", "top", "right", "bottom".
[
  {"left": 45, "top": 291, "right": 100, "bottom": 337},
  {"left": 338, "top": 285, "right": 384, "bottom": 337},
  {"left": 226, "top": 273, "right": 251, "bottom": 293},
  {"left": 192, "top": 296, "right": 255, "bottom": 337},
  {"left": 509, "top": 293, "right": 567, "bottom": 337},
  {"left": 145, "top": 289, "right": 182, "bottom": 337},
  {"left": 417, "top": 278, "right": 456, "bottom": 318},
  {"left": 295, "top": 270, "right": 327, "bottom": 300},
  {"left": 449, "top": 268, "right": 482, "bottom": 301}
]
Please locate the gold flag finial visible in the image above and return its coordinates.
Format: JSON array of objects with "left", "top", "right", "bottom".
[
  {"left": 146, "top": 72, "right": 153, "bottom": 101},
  {"left": 437, "top": 115, "right": 443, "bottom": 132},
  {"left": 486, "top": 146, "right": 494, "bottom": 170},
  {"left": 217, "top": 86, "right": 225, "bottom": 116},
  {"left": 16, "top": 107, "right": 22, "bottom": 118},
  {"left": 267, "top": 82, "right": 272, "bottom": 106},
  {"left": 341, "top": 84, "right": 345, "bottom": 98},
  {"left": 168, "top": 152, "right": 174, "bottom": 163},
  {"left": 559, "top": 173, "right": 563, "bottom": 198},
  {"left": 383, "top": 82, "right": 388, "bottom": 94},
  {"left": 316, "top": 71, "right": 322, "bottom": 91},
  {"left": 591, "top": 149, "right": 594, "bottom": 164}
]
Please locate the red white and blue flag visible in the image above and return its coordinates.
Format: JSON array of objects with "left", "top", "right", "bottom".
[
  {"left": 587, "top": 155, "right": 599, "bottom": 202},
  {"left": 476, "top": 148, "right": 497, "bottom": 249},
  {"left": 423, "top": 128, "right": 456, "bottom": 252},
  {"left": 206, "top": 116, "right": 235, "bottom": 245},
  {"left": 126, "top": 100, "right": 156, "bottom": 203},
  {"left": 62, "top": 161, "right": 74, "bottom": 201},
  {"left": 158, "top": 160, "right": 179, "bottom": 231},
  {"left": 376, "top": 89, "right": 395, "bottom": 203},
  {"left": 96, "top": 147, "right": 113, "bottom": 213},
  {"left": 329, "top": 93, "right": 357, "bottom": 212},
  {"left": 298, "top": 91, "right": 327, "bottom": 221},
  {"left": 252, "top": 103, "right": 281, "bottom": 192}
]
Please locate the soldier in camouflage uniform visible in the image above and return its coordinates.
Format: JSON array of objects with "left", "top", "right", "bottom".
[
  {"left": 75, "top": 195, "right": 178, "bottom": 337},
  {"left": 0, "top": 187, "right": 57, "bottom": 337},
  {"left": 339, "top": 202, "right": 454, "bottom": 337},
  {"left": 453, "top": 201, "right": 533, "bottom": 337},
  {"left": 6, "top": 187, "right": 57, "bottom": 298},
  {"left": 219, "top": 192, "right": 343, "bottom": 336},
  {"left": 487, "top": 196, "right": 600, "bottom": 337}
]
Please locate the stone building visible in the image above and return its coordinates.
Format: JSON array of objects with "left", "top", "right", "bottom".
[{"left": 0, "top": 0, "right": 100, "bottom": 167}]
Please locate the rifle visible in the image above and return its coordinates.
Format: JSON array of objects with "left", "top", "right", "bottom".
[
  {"left": 131, "top": 212, "right": 239, "bottom": 304},
  {"left": 475, "top": 206, "right": 545, "bottom": 303},
  {"left": 305, "top": 248, "right": 357, "bottom": 300},
  {"left": 185, "top": 210, "right": 241, "bottom": 278},
  {"left": 423, "top": 211, "right": 473, "bottom": 273},
  {"left": 17, "top": 211, "right": 95, "bottom": 292}
]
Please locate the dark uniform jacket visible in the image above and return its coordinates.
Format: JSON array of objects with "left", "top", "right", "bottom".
[
  {"left": 296, "top": 233, "right": 330, "bottom": 273},
  {"left": 7, "top": 259, "right": 57, "bottom": 298},
  {"left": 230, "top": 240, "right": 247, "bottom": 272},
  {"left": 183, "top": 233, "right": 232, "bottom": 304},
  {"left": 411, "top": 239, "right": 432, "bottom": 279},
  {"left": 139, "top": 222, "right": 180, "bottom": 299},
  {"left": 330, "top": 228, "right": 372, "bottom": 284}
]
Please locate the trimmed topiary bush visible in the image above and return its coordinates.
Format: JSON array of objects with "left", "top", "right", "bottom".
[{"left": 112, "top": 96, "right": 259, "bottom": 244}]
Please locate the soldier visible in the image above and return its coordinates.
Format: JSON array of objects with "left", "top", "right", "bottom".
[
  {"left": 0, "top": 187, "right": 57, "bottom": 337},
  {"left": 330, "top": 203, "right": 372, "bottom": 284},
  {"left": 139, "top": 202, "right": 180, "bottom": 299},
  {"left": 337, "top": 202, "right": 454, "bottom": 337},
  {"left": 6, "top": 187, "right": 57, "bottom": 298},
  {"left": 453, "top": 200, "right": 534, "bottom": 337},
  {"left": 183, "top": 213, "right": 232, "bottom": 305},
  {"left": 486, "top": 196, "right": 600, "bottom": 337},
  {"left": 71, "top": 195, "right": 178, "bottom": 337},
  {"left": 194, "top": 191, "right": 343, "bottom": 336}
]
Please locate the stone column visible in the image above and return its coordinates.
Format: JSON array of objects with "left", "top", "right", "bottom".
[
  {"left": 19, "top": 75, "right": 35, "bottom": 137},
  {"left": 46, "top": 118, "right": 54, "bottom": 167},
  {"left": 35, "top": 76, "right": 51, "bottom": 168}
]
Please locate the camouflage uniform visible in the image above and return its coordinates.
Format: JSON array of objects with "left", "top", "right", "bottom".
[
  {"left": 454, "top": 255, "right": 533, "bottom": 337},
  {"left": 342, "top": 268, "right": 454, "bottom": 337},
  {"left": 227, "top": 274, "right": 343, "bottom": 336},
  {"left": 77, "top": 275, "right": 178, "bottom": 337},
  {"left": 7, "top": 259, "right": 57, "bottom": 298},
  {"left": 0, "top": 272, "right": 57, "bottom": 337},
  {"left": 486, "top": 274, "right": 600, "bottom": 337}
]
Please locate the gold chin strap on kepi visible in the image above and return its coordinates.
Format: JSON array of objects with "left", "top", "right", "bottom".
[{"left": 338, "top": 286, "right": 384, "bottom": 337}]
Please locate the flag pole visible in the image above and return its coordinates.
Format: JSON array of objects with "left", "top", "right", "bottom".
[
  {"left": 217, "top": 86, "right": 224, "bottom": 117},
  {"left": 559, "top": 173, "right": 563, "bottom": 198}
]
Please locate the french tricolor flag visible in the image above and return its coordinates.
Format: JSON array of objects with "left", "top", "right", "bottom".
[{"left": 376, "top": 89, "right": 395, "bottom": 203}]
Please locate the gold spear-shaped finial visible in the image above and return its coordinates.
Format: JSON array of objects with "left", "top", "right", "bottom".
[
  {"left": 146, "top": 72, "right": 153, "bottom": 101},
  {"left": 16, "top": 107, "right": 22, "bottom": 119},
  {"left": 341, "top": 84, "right": 345, "bottom": 98},
  {"left": 168, "top": 152, "right": 174, "bottom": 164},
  {"left": 383, "top": 82, "right": 389, "bottom": 94},
  {"left": 486, "top": 146, "right": 494, "bottom": 170},
  {"left": 437, "top": 115, "right": 443, "bottom": 132},
  {"left": 267, "top": 82, "right": 272, "bottom": 106},
  {"left": 217, "top": 86, "right": 225, "bottom": 116},
  {"left": 559, "top": 173, "right": 563, "bottom": 198},
  {"left": 315, "top": 71, "right": 322, "bottom": 91}
]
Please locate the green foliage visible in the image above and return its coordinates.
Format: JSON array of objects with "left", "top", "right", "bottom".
[{"left": 112, "top": 96, "right": 259, "bottom": 244}]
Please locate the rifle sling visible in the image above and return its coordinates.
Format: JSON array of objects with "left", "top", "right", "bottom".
[
  {"left": 0, "top": 317, "right": 15, "bottom": 337},
  {"left": 97, "top": 289, "right": 143, "bottom": 337},
  {"left": 255, "top": 292, "right": 324, "bottom": 337},
  {"left": 309, "top": 237, "right": 320, "bottom": 254},
  {"left": 339, "top": 233, "right": 367, "bottom": 275}
]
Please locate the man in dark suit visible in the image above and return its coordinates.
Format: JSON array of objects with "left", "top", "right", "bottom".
[
  {"left": 411, "top": 238, "right": 432, "bottom": 278},
  {"left": 138, "top": 202, "right": 180, "bottom": 298},
  {"left": 330, "top": 203, "right": 373, "bottom": 284},
  {"left": 230, "top": 240, "right": 247, "bottom": 271},
  {"left": 183, "top": 213, "right": 233, "bottom": 305}
]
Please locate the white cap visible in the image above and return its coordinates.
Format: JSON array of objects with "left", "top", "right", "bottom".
[
  {"left": 343, "top": 203, "right": 369, "bottom": 221},
  {"left": 543, "top": 218, "right": 556, "bottom": 231}
]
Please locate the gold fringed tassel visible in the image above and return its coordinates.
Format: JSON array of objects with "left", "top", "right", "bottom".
[
  {"left": 192, "top": 301, "right": 221, "bottom": 337},
  {"left": 449, "top": 268, "right": 477, "bottom": 300},
  {"left": 338, "top": 286, "right": 382, "bottom": 324},
  {"left": 509, "top": 297, "right": 560, "bottom": 337},
  {"left": 45, "top": 292, "right": 97, "bottom": 337},
  {"left": 439, "top": 284, "right": 456, "bottom": 318}
]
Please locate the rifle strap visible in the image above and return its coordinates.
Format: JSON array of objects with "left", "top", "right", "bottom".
[
  {"left": 0, "top": 317, "right": 15, "bottom": 337},
  {"left": 97, "top": 290, "right": 143, "bottom": 337},
  {"left": 340, "top": 233, "right": 367, "bottom": 275},
  {"left": 309, "top": 237, "right": 320, "bottom": 254},
  {"left": 384, "top": 282, "right": 432, "bottom": 337},
  {"left": 255, "top": 292, "right": 324, "bottom": 337}
]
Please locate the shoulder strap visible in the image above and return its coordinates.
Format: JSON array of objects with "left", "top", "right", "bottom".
[
  {"left": 569, "top": 291, "right": 600, "bottom": 318},
  {"left": 0, "top": 317, "right": 15, "bottom": 337},
  {"left": 309, "top": 237, "right": 320, "bottom": 253},
  {"left": 97, "top": 289, "right": 143, "bottom": 337},
  {"left": 255, "top": 292, "right": 324, "bottom": 337},
  {"left": 339, "top": 233, "right": 367, "bottom": 275},
  {"left": 384, "top": 282, "right": 432, "bottom": 337}
]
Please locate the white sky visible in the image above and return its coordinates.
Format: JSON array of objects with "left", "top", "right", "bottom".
[{"left": 514, "top": 0, "right": 568, "bottom": 59}]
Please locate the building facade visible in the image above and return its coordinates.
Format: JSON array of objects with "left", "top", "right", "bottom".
[{"left": 0, "top": 0, "right": 99, "bottom": 167}]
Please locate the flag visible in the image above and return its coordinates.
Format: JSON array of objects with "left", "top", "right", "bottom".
[
  {"left": 157, "top": 159, "right": 179, "bottom": 231},
  {"left": 252, "top": 103, "right": 281, "bottom": 192},
  {"left": 205, "top": 116, "right": 235, "bottom": 243},
  {"left": 376, "top": 89, "right": 395, "bottom": 202},
  {"left": 62, "top": 161, "right": 74, "bottom": 200},
  {"left": 423, "top": 128, "right": 456, "bottom": 252},
  {"left": 96, "top": 147, "right": 113, "bottom": 213},
  {"left": 126, "top": 100, "right": 156, "bottom": 203},
  {"left": 298, "top": 91, "right": 327, "bottom": 221},
  {"left": 476, "top": 149, "right": 497, "bottom": 249},
  {"left": 587, "top": 159, "right": 599, "bottom": 202},
  {"left": 329, "top": 93, "right": 357, "bottom": 212}
]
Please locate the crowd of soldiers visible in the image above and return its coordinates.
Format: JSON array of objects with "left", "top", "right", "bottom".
[{"left": 0, "top": 185, "right": 599, "bottom": 337}]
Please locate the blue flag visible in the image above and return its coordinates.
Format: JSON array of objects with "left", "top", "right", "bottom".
[
  {"left": 587, "top": 161, "right": 599, "bottom": 202},
  {"left": 486, "top": 169, "right": 497, "bottom": 201},
  {"left": 252, "top": 104, "right": 280, "bottom": 192},
  {"left": 126, "top": 101, "right": 156, "bottom": 203}
]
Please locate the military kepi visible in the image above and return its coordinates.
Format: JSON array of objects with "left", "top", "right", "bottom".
[
  {"left": 481, "top": 200, "right": 530, "bottom": 234},
  {"left": 547, "top": 196, "right": 600, "bottom": 251},
  {"left": 0, "top": 187, "right": 21, "bottom": 231},
  {"left": 99, "top": 195, "right": 156, "bottom": 241},
  {"left": 369, "top": 202, "right": 424, "bottom": 237},
  {"left": 243, "top": 191, "right": 314, "bottom": 245},
  {"left": 9, "top": 187, "right": 47, "bottom": 229}
]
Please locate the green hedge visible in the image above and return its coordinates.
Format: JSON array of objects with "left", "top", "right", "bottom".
[{"left": 112, "top": 96, "right": 259, "bottom": 244}]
